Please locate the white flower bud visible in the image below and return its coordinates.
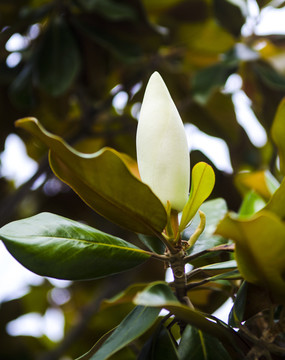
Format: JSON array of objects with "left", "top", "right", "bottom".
[{"left": 136, "top": 72, "right": 190, "bottom": 212}]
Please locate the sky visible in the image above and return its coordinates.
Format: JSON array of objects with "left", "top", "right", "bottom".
[{"left": 1, "top": 2, "right": 285, "bottom": 343}]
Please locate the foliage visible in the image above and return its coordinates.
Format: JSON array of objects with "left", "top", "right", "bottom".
[{"left": 1, "top": 0, "right": 285, "bottom": 359}]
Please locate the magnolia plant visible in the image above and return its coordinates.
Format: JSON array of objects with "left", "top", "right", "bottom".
[{"left": 1, "top": 73, "right": 285, "bottom": 359}]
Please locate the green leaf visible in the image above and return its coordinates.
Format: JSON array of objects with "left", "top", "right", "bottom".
[
  {"left": 35, "top": 17, "right": 81, "bottom": 96},
  {"left": 15, "top": 118, "right": 167, "bottom": 235},
  {"left": 0, "top": 213, "right": 150, "bottom": 280},
  {"left": 83, "top": 306, "right": 160, "bottom": 360},
  {"left": 71, "top": 17, "right": 141, "bottom": 63},
  {"left": 255, "top": 63, "right": 285, "bottom": 91},
  {"left": 213, "top": 0, "right": 247, "bottom": 37},
  {"left": 215, "top": 211, "right": 285, "bottom": 303},
  {"left": 134, "top": 282, "right": 244, "bottom": 358},
  {"left": 271, "top": 97, "right": 285, "bottom": 174},
  {"left": 180, "top": 162, "right": 215, "bottom": 231},
  {"left": 228, "top": 281, "right": 247, "bottom": 327},
  {"left": 235, "top": 170, "right": 280, "bottom": 201},
  {"left": 138, "top": 324, "right": 179, "bottom": 360},
  {"left": 192, "top": 63, "right": 236, "bottom": 104},
  {"left": 238, "top": 191, "right": 266, "bottom": 217},
  {"left": 182, "top": 198, "right": 228, "bottom": 257},
  {"left": 78, "top": 0, "right": 137, "bottom": 21},
  {"left": 138, "top": 234, "right": 166, "bottom": 254},
  {"left": 178, "top": 325, "right": 231, "bottom": 360},
  {"left": 265, "top": 176, "right": 285, "bottom": 220}
]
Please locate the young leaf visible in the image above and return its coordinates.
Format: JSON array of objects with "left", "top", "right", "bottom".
[
  {"left": 0, "top": 213, "right": 150, "bottom": 280},
  {"left": 178, "top": 325, "right": 231, "bottom": 360},
  {"left": 15, "top": 118, "right": 167, "bottom": 235},
  {"left": 182, "top": 198, "right": 228, "bottom": 256},
  {"left": 180, "top": 162, "right": 215, "bottom": 231},
  {"left": 215, "top": 211, "right": 285, "bottom": 304},
  {"left": 81, "top": 306, "right": 160, "bottom": 360},
  {"left": 271, "top": 97, "right": 285, "bottom": 174}
]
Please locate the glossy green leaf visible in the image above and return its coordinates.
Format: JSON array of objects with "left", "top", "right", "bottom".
[
  {"left": 138, "top": 234, "right": 166, "bottom": 254},
  {"left": 228, "top": 281, "right": 247, "bottom": 327},
  {"left": 86, "top": 306, "right": 160, "bottom": 360},
  {"left": 134, "top": 282, "right": 244, "bottom": 358},
  {"left": 0, "top": 213, "right": 150, "bottom": 280},
  {"left": 271, "top": 97, "right": 285, "bottom": 174},
  {"left": 138, "top": 324, "right": 179, "bottom": 360},
  {"left": 16, "top": 118, "right": 167, "bottom": 235},
  {"left": 182, "top": 198, "right": 228, "bottom": 256},
  {"left": 36, "top": 17, "right": 81, "bottom": 96},
  {"left": 215, "top": 211, "right": 285, "bottom": 303},
  {"left": 180, "top": 162, "right": 215, "bottom": 231},
  {"left": 178, "top": 325, "right": 231, "bottom": 360}
]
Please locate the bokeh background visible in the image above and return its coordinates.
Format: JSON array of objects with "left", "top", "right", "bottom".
[{"left": 0, "top": 0, "right": 285, "bottom": 359}]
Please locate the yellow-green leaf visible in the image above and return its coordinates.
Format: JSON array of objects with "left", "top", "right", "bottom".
[
  {"left": 215, "top": 211, "right": 285, "bottom": 304},
  {"left": 16, "top": 118, "right": 167, "bottom": 235},
  {"left": 271, "top": 97, "right": 285, "bottom": 174},
  {"left": 180, "top": 162, "right": 215, "bottom": 231}
]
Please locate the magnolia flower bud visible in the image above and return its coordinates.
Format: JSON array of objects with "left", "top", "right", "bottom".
[{"left": 136, "top": 72, "right": 190, "bottom": 212}]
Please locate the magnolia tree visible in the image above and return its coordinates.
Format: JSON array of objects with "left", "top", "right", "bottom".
[{"left": 1, "top": 72, "right": 285, "bottom": 360}]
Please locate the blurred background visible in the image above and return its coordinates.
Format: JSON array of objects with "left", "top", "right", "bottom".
[{"left": 0, "top": 0, "right": 285, "bottom": 359}]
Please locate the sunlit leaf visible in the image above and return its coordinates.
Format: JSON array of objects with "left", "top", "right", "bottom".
[
  {"left": 271, "top": 97, "right": 285, "bottom": 174},
  {"left": 235, "top": 170, "right": 280, "bottom": 201},
  {"left": 215, "top": 211, "right": 285, "bottom": 303},
  {"left": 238, "top": 191, "right": 266, "bottom": 217},
  {"left": 0, "top": 213, "right": 150, "bottom": 280},
  {"left": 180, "top": 162, "right": 215, "bottom": 231},
  {"left": 15, "top": 118, "right": 167, "bottom": 235},
  {"left": 178, "top": 325, "right": 231, "bottom": 360}
]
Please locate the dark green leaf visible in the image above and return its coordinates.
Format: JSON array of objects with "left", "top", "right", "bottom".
[
  {"left": 228, "top": 281, "right": 247, "bottom": 327},
  {"left": 138, "top": 324, "right": 179, "bottom": 360},
  {"left": 134, "top": 282, "right": 244, "bottom": 358},
  {"left": 84, "top": 306, "right": 160, "bottom": 360},
  {"left": 192, "top": 63, "right": 236, "bottom": 104},
  {"left": 178, "top": 325, "right": 231, "bottom": 360},
  {"left": 36, "top": 17, "right": 81, "bottom": 96},
  {"left": 0, "top": 212, "right": 150, "bottom": 280},
  {"left": 255, "top": 63, "right": 285, "bottom": 91},
  {"left": 71, "top": 17, "right": 141, "bottom": 62},
  {"left": 78, "top": 0, "right": 137, "bottom": 21},
  {"left": 213, "top": 0, "right": 247, "bottom": 37},
  {"left": 138, "top": 234, "right": 166, "bottom": 254},
  {"left": 15, "top": 118, "right": 167, "bottom": 235}
]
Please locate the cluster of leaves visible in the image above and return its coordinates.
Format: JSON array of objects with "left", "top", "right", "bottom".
[{"left": 1, "top": 0, "right": 285, "bottom": 359}]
